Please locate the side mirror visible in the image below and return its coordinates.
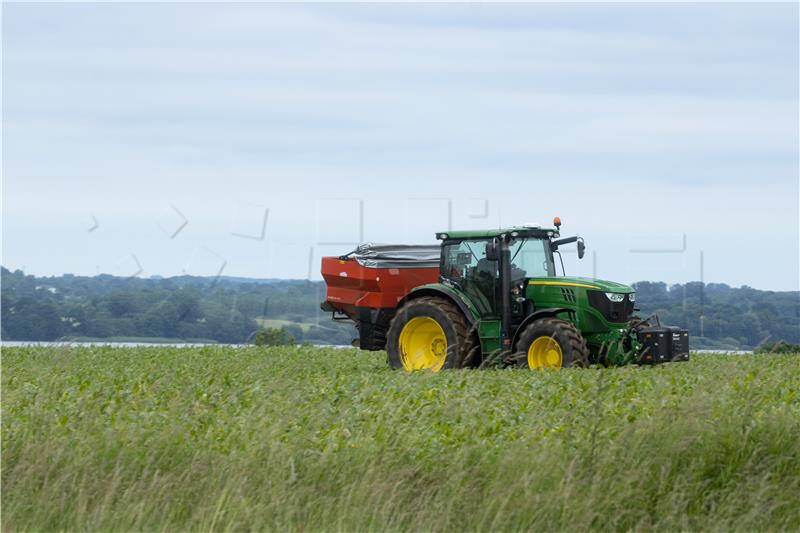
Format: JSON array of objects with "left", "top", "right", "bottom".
[
  {"left": 577, "top": 237, "right": 585, "bottom": 259},
  {"left": 485, "top": 239, "right": 499, "bottom": 261}
]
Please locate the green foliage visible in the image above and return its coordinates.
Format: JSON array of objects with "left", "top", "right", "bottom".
[
  {"left": 633, "top": 281, "right": 799, "bottom": 349},
  {"left": 2, "top": 267, "right": 798, "bottom": 349},
  {"left": 755, "top": 340, "right": 800, "bottom": 354},
  {"left": 3, "top": 347, "right": 799, "bottom": 531},
  {"left": 1, "top": 267, "right": 355, "bottom": 345},
  {"left": 253, "top": 326, "right": 296, "bottom": 346}
]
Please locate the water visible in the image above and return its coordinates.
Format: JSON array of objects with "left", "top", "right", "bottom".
[
  {"left": 1, "top": 341, "right": 352, "bottom": 349},
  {"left": 1, "top": 341, "right": 234, "bottom": 348},
  {"left": 1, "top": 341, "right": 750, "bottom": 353}
]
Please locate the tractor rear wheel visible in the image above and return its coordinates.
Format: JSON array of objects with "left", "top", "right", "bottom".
[
  {"left": 386, "top": 297, "right": 470, "bottom": 371},
  {"left": 514, "top": 317, "right": 589, "bottom": 369}
]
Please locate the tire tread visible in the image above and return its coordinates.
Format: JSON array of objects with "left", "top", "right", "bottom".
[
  {"left": 515, "top": 317, "right": 589, "bottom": 368},
  {"left": 386, "top": 296, "right": 472, "bottom": 369}
]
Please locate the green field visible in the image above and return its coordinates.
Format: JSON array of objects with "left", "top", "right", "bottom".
[{"left": 3, "top": 347, "right": 799, "bottom": 531}]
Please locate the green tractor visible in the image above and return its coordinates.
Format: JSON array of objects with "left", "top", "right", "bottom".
[{"left": 321, "top": 219, "right": 689, "bottom": 370}]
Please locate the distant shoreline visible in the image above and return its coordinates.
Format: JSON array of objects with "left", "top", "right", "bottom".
[
  {"left": 1, "top": 340, "right": 352, "bottom": 349},
  {"left": 4, "top": 267, "right": 796, "bottom": 351},
  {"left": 1, "top": 340, "right": 751, "bottom": 354}
]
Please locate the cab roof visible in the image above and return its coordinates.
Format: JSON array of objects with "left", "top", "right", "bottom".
[{"left": 436, "top": 226, "right": 557, "bottom": 240}]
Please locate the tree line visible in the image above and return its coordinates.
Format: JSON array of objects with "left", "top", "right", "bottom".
[
  {"left": 1, "top": 268, "right": 355, "bottom": 345},
  {"left": 632, "top": 281, "right": 799, "bottom": 350},
  {"left": 2, "top": 268, "right": 798, "bottom": 349}
]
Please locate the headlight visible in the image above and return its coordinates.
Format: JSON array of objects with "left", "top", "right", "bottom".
[
  {"left": 605, "top": 292, "right": 625, "bottom": 302},
  {"left": 628, "top": 293, "right": 635, "bottom": 302}
]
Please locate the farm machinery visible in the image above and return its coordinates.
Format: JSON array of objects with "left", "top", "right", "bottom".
[{"left": 321, "top": 219, "right": 689, "bottom": 371}]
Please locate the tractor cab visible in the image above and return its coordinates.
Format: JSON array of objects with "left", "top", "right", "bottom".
[
  {"left": 434, "top": 222, "right": 587, "bottom": 357},
  {"left": 437, "top": 227, "right": 557, "bottom": 317}
]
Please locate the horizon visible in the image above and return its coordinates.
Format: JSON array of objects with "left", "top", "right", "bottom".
[{"left": 3, "top": 265, "right": 797, "bottom": 294}]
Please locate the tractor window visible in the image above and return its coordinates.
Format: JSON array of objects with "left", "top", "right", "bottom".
[
  {"left": 442, "top": 240, "right": 498, "bottom": 315},
  {"left": 508, "top": 238, "right": 554, "bottom": 280}
]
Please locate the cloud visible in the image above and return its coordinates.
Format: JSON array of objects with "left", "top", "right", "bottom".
[{"left": 2, "top": 2, "right": 797, "bottom": 290}]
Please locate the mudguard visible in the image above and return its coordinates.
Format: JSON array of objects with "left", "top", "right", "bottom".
[{"left": 399, "top": 284, "right": 480, "bottom": 325}]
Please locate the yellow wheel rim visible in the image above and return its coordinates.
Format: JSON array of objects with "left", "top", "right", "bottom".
[
  {"left": 398, "top": 317, "right": 448, "bottom": 372},
  {"left": 527, "top": 337, "right": 563, "bottom": 369}
]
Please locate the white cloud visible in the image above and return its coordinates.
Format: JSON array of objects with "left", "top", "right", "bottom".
[{"left": 2, "top": 2, "right": 797, "bottom": 290}]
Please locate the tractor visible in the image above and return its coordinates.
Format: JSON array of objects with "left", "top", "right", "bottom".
[{"left": 321, "top": 218, "right": 688, "bottom": 370}]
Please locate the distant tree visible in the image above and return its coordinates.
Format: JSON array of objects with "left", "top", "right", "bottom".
[
  {"left": 254, "top": 327, "right": 296, "bottom": 346},
  {"left": 755, "top": 340, "right": 800, "bottom": 354},
  {"left": 2, "top": 297, "right": 64, "bottom": 340},
  {"left": 2, "top": 268, "right": 795, "bottom": 349},
  {"left": 106, "top": 292, "right": 137, "bottom": 317}
]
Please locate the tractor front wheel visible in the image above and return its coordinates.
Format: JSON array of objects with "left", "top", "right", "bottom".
[
  {"left": 514, "top": 317, "right": 589, "bottom": 369},
  {"left": 386, "top": 297, "right": 470, "bottom": 371}
]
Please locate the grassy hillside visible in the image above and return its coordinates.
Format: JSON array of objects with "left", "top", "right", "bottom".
[{"left": 3, "top": 347, "right": 799, "bottom": 531}]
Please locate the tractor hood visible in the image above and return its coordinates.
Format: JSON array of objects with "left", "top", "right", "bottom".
[{"left": 527, "top": 277, "right": 634, "bottom": 293}]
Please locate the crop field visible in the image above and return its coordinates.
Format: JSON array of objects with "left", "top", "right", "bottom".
[{"left": 3, "top": 346, "right": 799, "bottom": 532}]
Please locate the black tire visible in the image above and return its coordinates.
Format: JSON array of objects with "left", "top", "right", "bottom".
[
  {"left": 386, "top": 296, "right": 470, "bottom": 371},
  {"left": 513, "top": 317, "right": 589, "bottom": 368}
]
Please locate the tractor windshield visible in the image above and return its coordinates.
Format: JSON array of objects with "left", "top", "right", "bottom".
[{"left": 508, "top": 238, "right": 555, "bottom": 280}]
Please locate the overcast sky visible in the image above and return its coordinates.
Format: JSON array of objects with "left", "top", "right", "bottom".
[{"left": 2, "top": 2, "right": 798, "bottom": 290}]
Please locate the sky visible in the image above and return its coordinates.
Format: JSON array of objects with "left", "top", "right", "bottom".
[{"left": 2, "top": 2, "right": 798, "bottom": 291}]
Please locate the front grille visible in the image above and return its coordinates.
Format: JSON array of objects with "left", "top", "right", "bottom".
[{"left": 587, "top": 290, "right": 634, "bottom": 323}]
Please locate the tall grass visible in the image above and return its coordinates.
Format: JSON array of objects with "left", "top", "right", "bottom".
[{"left": 3, "top": 346, "right": 799, "bottom": 531}]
